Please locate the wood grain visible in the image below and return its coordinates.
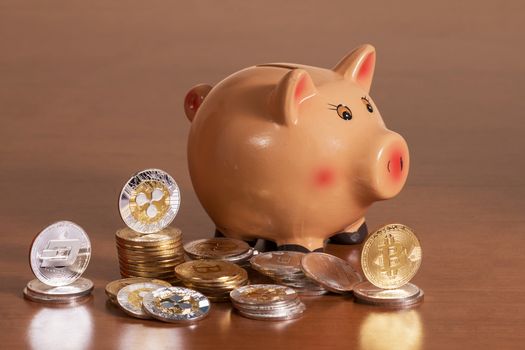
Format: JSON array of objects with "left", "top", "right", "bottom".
[{"left": 1, "top": 1, "right": 524, "bottom": 349}]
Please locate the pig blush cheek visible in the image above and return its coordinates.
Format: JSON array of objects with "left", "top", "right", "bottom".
[
  {"left": 387, "top": 149, "right": 404, "bottom": 182},
  {"left": 313, "top": 167, "right": 336, "bottom": 188}
]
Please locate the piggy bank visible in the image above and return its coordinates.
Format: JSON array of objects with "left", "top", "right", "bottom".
[{"left": 184, "top": 44, "right": 409, "bottom": 252}]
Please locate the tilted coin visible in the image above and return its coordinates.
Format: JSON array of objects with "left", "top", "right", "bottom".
[
  {"left": 250, "top": 251, "right": 304, "bottom": 274},
  {"left": 29, "top": 221, "right": 91, "bottom": 287},
  {"left": 119, "top": 169, "right": 181, "bottom": 234},
  {"left": 353, "top": 281, "right": 424, "bottom": 307},
  {"left": 184, "top": 238, "right": 250, "bottom": 259},
  {"left": 230, "top": 284, "right": 297, "bottom": 305},
  {"left": 361, "top": 224, "right": 422, "bottom": 289},
  {"left": 142, "top": 287, "right": 211, "bottom": 323},
  {"left": 300, "top": 252, "right": 362, "bottom": 293},
  {"left": 105, "top": 278, "right": 171, "bottom": 304},
  {"left": 27, "top": 277, "right": 94, "bottom": 297},
  {"left": 116, "top": 282, "right": 168, "bottom": 319}
]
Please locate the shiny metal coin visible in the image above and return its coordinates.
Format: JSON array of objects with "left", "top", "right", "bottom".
[
  {"left": 301, "top": 252, "right": 362, "bottom": 293},
  {"left": 184, "top": 238, "right": 250, "bottom": 259},
  {"left": 105, "top": 278, "right": 171, "bottom": 304},
  {"left": 23, "top": 287, "right": 92, "bottom": 305},
  {"left": 353, "top": 281, "right": 424, "bottom": 307},
  {"left": 27, "top": 277, "right": 93, "bottom": 297},
  {"left": 119, "top": 169, "right": 181, "bottom": 234},
  {"left": 230, "top": 284, "right": 297, "bottom": 305},
  {"left": 250, "top": 251, "right": 304, "bottom": 275},
  {"left": 361, "top": 223, "right": 422, "bottom": 289},
  {"left": 30, "top": 221, "right": 91, "bottom": 287},
  {"left": 142, "top": 287, "right": 211, "bottom": 323},
  {"left": 116, "top": 227, "right": 182, "bottom": 246},
  {"left": 116, "top": 282, "right": 168, "bottom": 319}
]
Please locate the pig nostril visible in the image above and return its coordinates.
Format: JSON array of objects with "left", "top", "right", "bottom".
[
  {"left": 387, "top": 160, "right": 391, "bottom": 173},
  {"left": 400, "top": 157, "right": 403, "bottom": 171}
]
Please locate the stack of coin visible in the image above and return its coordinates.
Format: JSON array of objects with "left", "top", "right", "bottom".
[
  {"left": 300, "top": 252, "right": 363, "bottom": 294},
  {"left": 105, "top": 277, "right": 172, "bottom": 306},
  {"left": 230, "top": 284, "right": 306, "bottom": 321},
  {"left": 116, "top": 227, "right": 184, "bottom": 284},
  {"left": 250, "top": 251, "right": 327, "bottom": 295},
  {"left": 356, "top": 223, "right": 424, "bottom": 307},
  {"left": 184, "top": 237, "right": 255, "bottom": 266},
  {"left": 25, "top": 221, "right": 94, "bottom": 305},
  {"left": 175, "top": 260, "right": 249, "bottom": 302}
]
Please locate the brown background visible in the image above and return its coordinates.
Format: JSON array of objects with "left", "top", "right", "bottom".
[{"left": 1, "top": 1, "right": 524, "bottom": 349}]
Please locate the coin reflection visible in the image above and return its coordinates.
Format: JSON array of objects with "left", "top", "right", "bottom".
[
  {"left": 28, "top": 306, "right": 93, "bottom": 350},
  {"left": 119, "top": 324, "right": 187, "bottom": 349},
  {"left": 359, "top": 310, "right": 423, "bottom": 350}
]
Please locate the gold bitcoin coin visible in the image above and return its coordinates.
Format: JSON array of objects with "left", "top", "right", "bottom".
[
  {"left": 361, "top": 224, "right": 422, "bottom": 289},
  {"left": 175, "top": 260, "right": 244, "bottom": 282}
]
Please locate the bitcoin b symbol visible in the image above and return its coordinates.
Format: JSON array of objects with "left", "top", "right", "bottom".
[{"left": 376, "top": 234, "right": 408, "bottom": 278}]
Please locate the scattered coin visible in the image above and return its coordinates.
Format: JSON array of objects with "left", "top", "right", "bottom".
[
  {"left": 175, "top": 260, "right": 249, "bottom": 302},
  {"left": 119, "top": 169, "right": 181, "bottom": 234},
  {"left": 142, "top": 287, "right": 211, "bottom": 323},
  {"left": 250, "top": 251, "right": 327, "bottom": 295},
  {"left": 105, "top": 278, "right": 172, "bottom": 305},
  {"left": 353, "top": 281, "right": 424, "bottom": 308},
  {"left": 361, "top": 223, "right": 422, "bottom": 289},
  {"left": 23, "top": 277, "right": 94, "bottom": 305},
  {"left": 116, "top": 282, "right": 168, "bottom": 319},
  {"left": 29, "top": 221, "right": 91, "bottom": 287},
  {"left": 116, "top": 227, "right": 184, "bottom": 284},
  {"left": 230, "top": 284, "right": 305, "bottom": 321},
  {"left": 300, "top": 252, "right": 362, "bottom": 294},
  {"left": 184, "top": 237, "right": 254, "bottom": 265}
]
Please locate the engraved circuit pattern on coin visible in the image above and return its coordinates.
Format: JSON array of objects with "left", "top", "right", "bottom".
[
  {"left": 116, "top": 282, "right": 168, "bottom": 319},
  {"left": 361, "top": 224, "right": 422, "bottom": 289},
  {"left": 30, "top": 221, "right": 91, "bottom": 287},
  {"left": 119, "top": 169, "right": 181, "bottom": 234},
  {"left": 142, "top": 287, "right": 211, "bottom": 323}
]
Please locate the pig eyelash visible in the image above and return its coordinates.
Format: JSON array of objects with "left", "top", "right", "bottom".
[
  {"left": 328, "top": 103, "right": 339, "bottom": 110},
  {"left": 361, "top": 96, "right": 370, "bottom": 103}
]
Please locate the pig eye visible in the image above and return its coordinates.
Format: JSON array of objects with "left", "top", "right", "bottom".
[
  {"left": 336, "top": 104, "right": 352, "bottom": 121},
  {"left": 361, "top": 96, "right": 374, "bottom": 113}
]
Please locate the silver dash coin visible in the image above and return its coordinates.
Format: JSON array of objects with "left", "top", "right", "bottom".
[
  {"left": 27, "top": 277, "right": 94, "bottom": 297},
  {"left": 117, "top": 282, "right": 168, "bottom": 319},
  {"left": 30, "top": 221, "right": 91, "bottom": 287},
  {"left": 119, "top": 169, "right": 181, "bottom": 234},
  {"left": 142, "top": 287, "right": 211, "bottom": 323}
]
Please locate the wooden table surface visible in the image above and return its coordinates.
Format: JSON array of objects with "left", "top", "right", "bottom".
[{"left": 1, "top": 1, "right": 524, "bottom": 349}]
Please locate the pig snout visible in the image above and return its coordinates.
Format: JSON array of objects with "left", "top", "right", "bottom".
[{"left": 364, "top": 131, "right": 409, "bottom": 201}]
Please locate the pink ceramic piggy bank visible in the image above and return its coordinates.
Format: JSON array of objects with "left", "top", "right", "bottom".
[{"left": 184, "top": 44, "right": 409, "bottom": 252}]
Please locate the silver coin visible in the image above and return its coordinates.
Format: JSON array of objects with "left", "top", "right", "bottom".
[
  {"left": 353, "top": 281, "right": 423, "bottom": 304},
  {"left": 250, "top": 251, "right": 305, "bottom": 275},
  {"left": 119, "top": 169, "right": 181, "bottom": 234},
  {"left": 27, "top": 277, "right": 94, "bottom": 297},
  {"left": 23, "top": 287, "right": 92, "bottom": 305},
  {"left": 30, "top": 221, "right": 91, "bottom": 287},
  {"left": 116, "top": 282, "right": 168, "bottom": 319},
  {"left": 301, "top": 252, "right": 362, "bottom": 294},
  {"left": 142, "top": 287, "right": 211, "bottom": 323}
]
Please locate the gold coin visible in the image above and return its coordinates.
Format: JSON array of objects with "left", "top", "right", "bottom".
[
  {"left": 361, "top": 224, "right": 422, "bottom": 289},
  {"left": 175, "top": 260, "right": 246, "bottom": 282},
  {"left": 105, "top": 278, "right": 171, "bottom": 303},
  {"left": 119, "top": 269, "right": 177, "bottom": 278},
  {"left": 116, "top": 227, "right": 182, "bottom": 246},
  {"left": 183, "top": 238, "right": 250, "bottom": 259}
]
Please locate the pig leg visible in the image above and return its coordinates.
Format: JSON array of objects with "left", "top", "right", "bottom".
[
  {"left": 328, "top": 218, "right": 368, "bottom": 245},
  {"left": 214, "top": 229, "right": 258, "bottom": 247},
  {"left": 277, "top": 244, "right": 324, "bottom": 253}
]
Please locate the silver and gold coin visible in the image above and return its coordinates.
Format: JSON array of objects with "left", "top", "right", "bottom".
[
  {"left": 29, "top": 221, "right": 91, "bottom": 287},
  {"left": 361, "top": 224, "right": 422, "bottom": 289},
  {"left": 105, "top": 278, "right": 172, "bottom": 305},
  {"left": 353, "top": 281, "right": 424, "bottom": 307},
  {"left": 116, "top": 282, "right": 168, "bottom": 319},
  {"left": 300, "top": 252, "right": 362, "bottom": 294},
  {"left": 119, "top": 169, "right": 181, "bottom": 234},
  {"left": 23, "top": 277, "right": 94, "bottom": 305},
  {"left": 142, "top": 287, "right": 211, "bottom": 323}
]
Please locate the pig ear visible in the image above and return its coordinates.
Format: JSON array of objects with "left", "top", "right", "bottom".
[
  {"left": 184, "top": 84, "right": 213, "bottom": 122},
  {"left": 271, "top": 69, "right": 317, "bottom": 126},
  {"left": 333, "top": 44, "right": 376, "bottom": 93}
]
